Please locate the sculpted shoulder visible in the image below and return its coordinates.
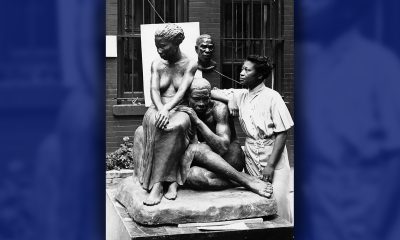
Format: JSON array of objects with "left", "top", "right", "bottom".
[
  {"left": 188, "top": 57, "right": 198, "bottom": 70},
  {"left": 179, "top": 53, "right": 198, "bottom": 72},
  {"left": 211, "top": 100, "right": 229, "bottom": 121},
  {"left": 190, "top": 58, "right": 199, "bottom": 73},
  {"left": 151, "top": 58, "right": 167, "bottom": 71}
]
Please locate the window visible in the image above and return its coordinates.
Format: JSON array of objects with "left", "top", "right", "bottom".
[
  {"left": 117, "top": 0, "right": 188, "bottom": 104},
  {"left": 221, "top": 0, "right": 283, "bottom": 91}
]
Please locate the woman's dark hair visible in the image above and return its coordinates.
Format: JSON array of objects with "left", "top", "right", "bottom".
[{"left": 246, "top": 55, "right": 273, "bottom": 80}]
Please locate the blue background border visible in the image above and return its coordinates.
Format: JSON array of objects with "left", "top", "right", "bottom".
[{"left": 0, "top": 1, "right": 399, "bottom": 239}]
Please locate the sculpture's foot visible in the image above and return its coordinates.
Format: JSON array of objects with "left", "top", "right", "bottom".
[
  {"left": 143, "top": 182, "right": 164, "bottom": 206},
  {"left": 246, "top": 176, "right": 273, "bottom": 198},
  {"left": 164, "top": 182, "right": 178, "bottom": 200}
]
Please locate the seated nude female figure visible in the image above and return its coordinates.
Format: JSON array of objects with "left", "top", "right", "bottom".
[{"left": 133, "top": 24, "right": 197, "bottom": 206}]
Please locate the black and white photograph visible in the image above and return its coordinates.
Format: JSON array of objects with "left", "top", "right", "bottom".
[{"left": 105, "top": 1, "right": 294, "bottom": 239}]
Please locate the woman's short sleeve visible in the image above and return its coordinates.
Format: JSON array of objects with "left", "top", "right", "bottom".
[
  {"left": 232, "top": 89, "right": 248, "bottom": 103},
  {"left": 271, "top": 92, "right": 294, "bottom": 133},
  {"left": 212, "top": 88, "right": 247, "bottom": 104}
]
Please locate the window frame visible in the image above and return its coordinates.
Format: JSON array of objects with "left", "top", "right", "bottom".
[
  {"left": 116, "top": 0, "right": 189, "bottom": 105},
  {"left": 220, "top": 0, "right": 283, "bottom": 92}
]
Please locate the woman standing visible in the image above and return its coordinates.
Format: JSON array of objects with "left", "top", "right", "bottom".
[{"left": 213, "top": 55, "right": 293, "bottom": 222}]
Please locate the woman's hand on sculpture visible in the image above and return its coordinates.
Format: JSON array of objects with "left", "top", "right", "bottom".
[
  {"left": 228, "top": 98, "right": 238, "bottom": 117},
  {"left": 155, "top": 107, "right": 169, "bottom": 129},
  {"left": 262, "top": 165, "right": 275, "bottom": 183},
  {"left": 176, "top": 106, "right": 200, "bottom": 126}
]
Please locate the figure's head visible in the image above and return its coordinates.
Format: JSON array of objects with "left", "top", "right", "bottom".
[
  {"left": 195, "top": 34, "right": 215, "bottom": 63},
  {"left": 240, "top": 55, "right": 273, "bottom": 89},
  {"left": 188, "top": 78, "right": 212, "bottom": 113},
  {"left": 154, "top": 24, "right": 185, "bottom": 60}
]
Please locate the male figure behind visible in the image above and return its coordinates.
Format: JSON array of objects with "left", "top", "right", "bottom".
[
  {"left": 195, "top": 34, "right": 217, "bottom": 72},
  {"left": 177, "top": 78, "right": 273, "bottom": 195}
]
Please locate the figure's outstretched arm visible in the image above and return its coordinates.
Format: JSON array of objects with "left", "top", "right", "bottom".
[
  {"left": 211, "top": 90, "right": 238, "bottom": 116},
  {"left": 211, "top": 90, "right": 229, "bottom": 103}
]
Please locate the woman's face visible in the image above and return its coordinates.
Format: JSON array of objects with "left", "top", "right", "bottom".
[
  {"left": 240, "top": 60, "right": 261, "bottom": 89},
  {"left": 155, "top": 37, "right": 178, "bottom": 61}
]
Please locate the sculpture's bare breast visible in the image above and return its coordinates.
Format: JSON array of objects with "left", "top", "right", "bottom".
[{"left": 156, "top": 57, "right": 192, "bottom": 102}]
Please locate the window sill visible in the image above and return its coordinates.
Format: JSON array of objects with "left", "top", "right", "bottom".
[{"left": 112, "top": 104, "right": 148, "bottom": 116}]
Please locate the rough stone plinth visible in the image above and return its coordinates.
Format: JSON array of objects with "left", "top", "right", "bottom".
[
  {"left": 106, "top": 169, "right": 134, "bottom": 186},
  {"left": 115, "top": 176, "right": 277, "bottom": 226}
]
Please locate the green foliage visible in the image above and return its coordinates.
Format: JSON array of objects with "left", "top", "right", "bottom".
[{"left": 106, "top": 137, "right": 134, "bottom": 170}]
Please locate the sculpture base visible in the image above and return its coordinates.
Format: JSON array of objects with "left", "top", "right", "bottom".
[{"left": 115, "top": 175, "right": 277, "bottom": 226}]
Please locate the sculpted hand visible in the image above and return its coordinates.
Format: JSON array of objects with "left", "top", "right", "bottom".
[
  {"left": 262, "top": 165, "right": 275, "bottom": 183},
  {"left": 228, "top": 98, "right": 238, "bottom": 117},
  {"left": 155, "top": 107, "right": 169, "bottom": 129},
  {"left": 176, "top": 106, "right": 200, "bottom": 125}
]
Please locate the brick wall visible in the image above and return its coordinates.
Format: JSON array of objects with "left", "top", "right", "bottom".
[
  {"left": 106, "top": 0, "right": 118, "bottom": 153},
  {"left": 106, "top": 0, "right": 117, "bottom": 35},
  {"left": 106, "top": 0, "right": 140, "bottom": 152},
  {"left": 105, "top": 0, "right": 294, "bottom": 167},
  {"left": 106, "top": 58, "right": 142, "bottom": 153},
  {"left": 282, "top": 0, "right": 294, "bottom": 166}
]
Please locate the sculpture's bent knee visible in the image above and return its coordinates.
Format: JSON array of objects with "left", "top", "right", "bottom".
[
  {"left": 166, "top": 112, "right": 191, "bottom": 131},
  {"left": 134, "top": 126, "right": 144, "bottom": 141}
]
